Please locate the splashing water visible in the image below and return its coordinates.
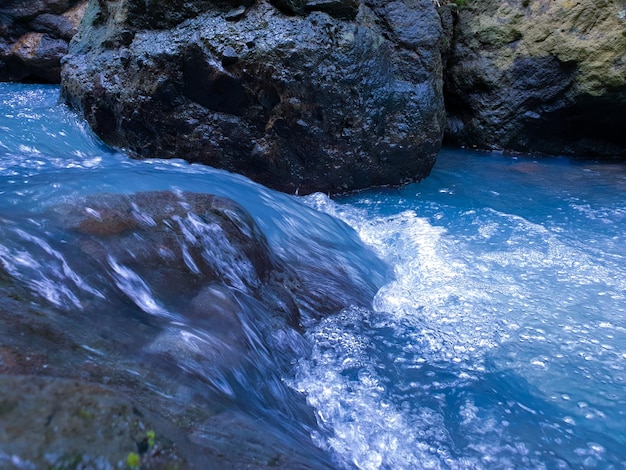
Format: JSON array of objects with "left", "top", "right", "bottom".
[
  {"left": 1, "top": 83, "right": 626, "bottom": 468},
  {"left": 0, "top": 83, "right": 383, "bottom": 468},
  {"left": 295, "top": 152, "right": 626, "bottom": 468}
]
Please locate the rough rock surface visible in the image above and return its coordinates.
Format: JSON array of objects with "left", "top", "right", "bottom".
[
  {"left": 445, "top": 0, "right": 626, "bottom": 159},
  {"left": 0, "top": 0, "right": 87, "bottom": 83},
  {"left": 0, "top": 375, "right": 191, "bottom": 469},
  {"left": 61, "top": 0, "right": 451, "bottom": 194}
]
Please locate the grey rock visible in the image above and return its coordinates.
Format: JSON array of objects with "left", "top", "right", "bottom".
[
  {"left": 61, "top": 0, "right": 451, "bottom": 194},
  {"left": 30, "top": 12, "right": 79, "bottom": 41},
  {"left": 222, "top": 44, "right": 239, "bottom": 65},
  {"left": 225, "top": 5, "right": 248, "bottom": 21},
  {"left": 0, "top": 0, "right": 75, "bottom": 21}
]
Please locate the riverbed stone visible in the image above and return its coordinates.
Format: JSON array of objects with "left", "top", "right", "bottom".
[
  {"left": 61, "top": 0, "right": 451, "bottom": 194},
  {"left": 444, "top": 0, "right": 626, "bottom": 159}
]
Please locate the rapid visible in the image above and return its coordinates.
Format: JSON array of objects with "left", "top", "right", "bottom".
[{"left": 1, "top": 83, "right": 625, "bottom": 469}]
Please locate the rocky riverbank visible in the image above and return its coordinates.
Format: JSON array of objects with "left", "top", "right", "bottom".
[
  {"left": 0, "top": 0, "right": 87, "bottom": 83},
  {"left": 2, "top": 0, "right": 624, "bottom": 170},
  {"left": 444, "top": 0, "right": 626, "bottom": 159}
]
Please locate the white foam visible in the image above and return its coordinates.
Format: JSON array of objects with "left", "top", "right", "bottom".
[{"left": 297, "top": 192, "right": 626, "bottom": 468}]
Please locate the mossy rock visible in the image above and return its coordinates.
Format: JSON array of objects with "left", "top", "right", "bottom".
[
  {"left": 445, "top": 0, "right": 626, "bottom": 158},
  {"left": 0, "top": 374, "right": 191, "bottom": 469}
]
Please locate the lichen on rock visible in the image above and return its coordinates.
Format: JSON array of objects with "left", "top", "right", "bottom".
[{"left": 445, "top": 0, "right": 626, "bottom": 159}]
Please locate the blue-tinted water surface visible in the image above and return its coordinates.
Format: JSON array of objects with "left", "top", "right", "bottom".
[
  {"left": 2, "top": 83, "right": 626, "bottom": 469},
  {"left": 298, "top": 151, "right": 626, "bottom": 468}
]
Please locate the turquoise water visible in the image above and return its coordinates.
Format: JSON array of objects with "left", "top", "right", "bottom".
[
  {"left": 299, "top": 154, "right": 626, "bottom": 468},
  {"left": 2, "top": 83, "right": 626, "bottom": 468}
]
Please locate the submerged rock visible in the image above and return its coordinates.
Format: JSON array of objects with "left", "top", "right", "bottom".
[
  {"left": 0, "top": 189, "right": 379, "bottom": 468},
  {"left": 53, "top": 190, "right": 380, "bottom": 321},
  {"left": 55, "top": 190, "right": 294, "bottom": 320},
  {"left": 61, "top": 0, "right": 451, "bottom": 194},
  {"left": 0, "top": 0, "right": 87, "bottom": 83},
  {"left": 445, "top": 0, "right": 626, "bottom": 159}
]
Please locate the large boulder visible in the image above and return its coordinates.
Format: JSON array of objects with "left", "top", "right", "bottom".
[
  {"left": 0, "top": 0, "right": 87, "bottom": 83},
  {"left": 444, "top": 0, "right": 626, "bottom": 159},
  {"left": 61, "top": 0, "right": 451, "bottom": 194}
]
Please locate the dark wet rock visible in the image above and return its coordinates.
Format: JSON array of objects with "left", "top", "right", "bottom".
[
  {"left": 30, "top": 13, "right": 79, "bottom": 41},
  {"left": 61, "top": 0, "right": 451, "bottom": 194},
  {"left": 444, "top": 0, "right": 626, "bottom": 159},
  {"left": 269, "top": 0, "right": 359, "bottom": 18},
  {"left": 0, "top": 0, "right": 87, "bottom": 83},
  {"left": 4, "top": 32, "right": 68, "bottom": 83},
  {"left": 120, "top": 0, "right": 257, "bottom": 31},
  {"left": 304, "top": 0, "right": 360, "bottom": 19},
  {"left": 222, "top": 45, "right": 239, "bottom": 66},
  {"left": 270, "top": 0, "right": 309, "bottom": 15}
]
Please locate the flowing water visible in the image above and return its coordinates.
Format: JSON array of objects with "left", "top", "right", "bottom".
[{"left": 1, "top": 83, "right": 626, "bottom": 469}]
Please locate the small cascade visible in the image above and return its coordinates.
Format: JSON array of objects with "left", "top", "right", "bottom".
[
  {"left": 2, "top": 83, "right": 626, "bottom": 469},
  {"left": 0, "top": 83, "right": 386, "bottom": 468}
]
